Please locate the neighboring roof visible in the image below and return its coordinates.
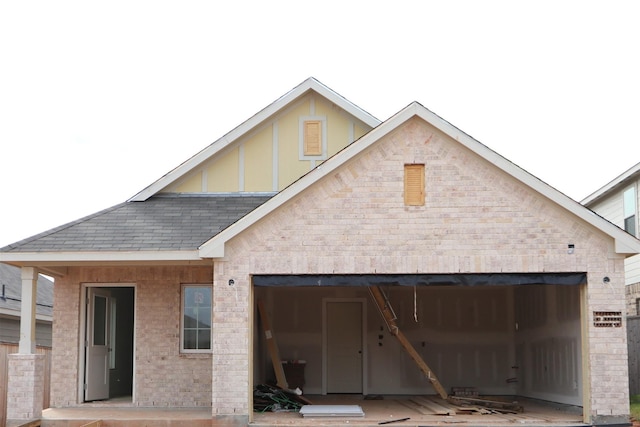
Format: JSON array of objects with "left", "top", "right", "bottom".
[
  {"left": 0, "top": 194, "right": 271, "bottom": 263},
  {"left": 199, "top": 102, "right": 640, "bottom": 258},
  {"left": 129, "top": 77, "right": 382, "bottom": 202},
  {"left": 581, "top": 161, "right": 640, "bottom": 206},
  {"left": 0, "top": 263, "right": 53, "bottom": 320}
]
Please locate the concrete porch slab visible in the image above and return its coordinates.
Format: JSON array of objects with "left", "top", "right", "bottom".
[{"left": 41, "top": 407, "right": 215, "bottom": 427}]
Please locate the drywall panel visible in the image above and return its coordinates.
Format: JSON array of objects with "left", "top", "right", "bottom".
[{"left": 254, "top": 284, "right": 580, "bottom": 400}]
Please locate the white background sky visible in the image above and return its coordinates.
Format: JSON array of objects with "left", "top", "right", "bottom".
[{"left": 1, "top": 1, "right": 638, "bottom": 248}]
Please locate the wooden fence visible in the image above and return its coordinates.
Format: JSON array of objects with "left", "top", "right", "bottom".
[
  {"left": 629, "top": 316, "right": 640, "bottom": 396},
  {"left": 0, "top": 343, "right": 51, "bottom": 425}
]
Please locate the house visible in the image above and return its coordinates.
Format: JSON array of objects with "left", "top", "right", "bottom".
[
  {"left": 0, "top": 263, "right": 53, "bottom": 347},
  {"left": 581, "top": 162, "right": 640, "bottom": 395},
  {"left": 1, "top": 78, "right": 640, "bottom": 426},
  {"left": 581, "top": 162, "right": 640, "bottom": 315}
]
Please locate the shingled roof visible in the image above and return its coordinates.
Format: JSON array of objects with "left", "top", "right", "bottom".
[
  {"left": 1, "top": 194, "right": 272, "bottom": 253},
  {"left": 0, "top": 263, "right": 53, "bottom": 317}
]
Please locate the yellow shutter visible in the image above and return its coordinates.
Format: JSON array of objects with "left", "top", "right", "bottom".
[
  {"left": 303, "top": 120, "right": 322, "bottom": 156},
  {"left": 404, "top": 164, "right": 425, "bottom": 206}
]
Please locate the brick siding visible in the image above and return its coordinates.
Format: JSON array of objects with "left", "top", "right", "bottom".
[
  {"left": 7, "top": 353, "right": 45, "bottom": 419},
  {"left": 211, "top": 117, "right": 629, "bottom": 421},
  {"left": 51, "top": 266, "right": 212, "bottom": 407},
  {"left": 47, "top": 117, "right": 630, "bottom": 423}
]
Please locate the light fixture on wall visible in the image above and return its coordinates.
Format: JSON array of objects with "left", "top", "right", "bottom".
[
  {"left": 228, "top": 279, "right": 235, "bottom": 286},
  {"left": 567, "top": 244, "right": 575, "bottom": 254}
]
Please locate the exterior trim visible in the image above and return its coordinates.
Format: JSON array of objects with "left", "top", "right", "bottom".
[
  {"left": 299, "top": 116, "right": 327, "bottom": 160},
  {"left": 272, "top": 121, "right": 279, "bottom": 191},
  {"left": 582, "top": 161, "right": 640, "bottom": 205},
  {"left": 0, "top": 250, "right": 203, "bottom": 263},
  {"left": 252, "top": 273, "right": 588, "bottom": 287}
]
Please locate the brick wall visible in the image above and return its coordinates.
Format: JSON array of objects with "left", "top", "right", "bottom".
[
  {"left": 626, "top": 282, "right": 640, "bottom": 315},
  {"left": 211, "top": 117, "right": 629, "bottom": 421},
  {"left": 6, "top": 353, "right": 45, "bottom": 420},
  {"left": 51, "top": 265, "right": 213, "bottom": 407}
]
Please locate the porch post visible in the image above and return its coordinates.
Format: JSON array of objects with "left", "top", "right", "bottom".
[
  {"left": 19, "top": 266, "right": 38, "bottom": 354},
  {"left": 6, "top": 266, "right": 45, "bottom": 422}
]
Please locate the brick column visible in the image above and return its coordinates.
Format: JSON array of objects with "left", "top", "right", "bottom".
[{"left": 6, "top": 353, "right": 45, "bottom": 421}]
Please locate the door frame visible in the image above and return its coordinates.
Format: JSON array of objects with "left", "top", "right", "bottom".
[
  {"left": 79, "top": 283, "right": 136, "bottom": 403},
  {"left": 321, "top": 297, "right": 367, "bottom": 395}
]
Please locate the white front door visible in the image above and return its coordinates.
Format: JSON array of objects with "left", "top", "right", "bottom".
[
  {"left": 85, "top": 288, "right": 111, "bottom": 401},
  {"left": 326, "top": 301, "right": 363, "bottom": 393}
]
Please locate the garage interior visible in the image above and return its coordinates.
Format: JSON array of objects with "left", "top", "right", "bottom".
[{"left": 252, "top": 273, "right": 586, "bottom": 424}]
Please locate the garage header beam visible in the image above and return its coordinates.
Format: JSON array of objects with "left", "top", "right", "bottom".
[{"left": 252, "top": 272, "right": 587, "bottom": 287}]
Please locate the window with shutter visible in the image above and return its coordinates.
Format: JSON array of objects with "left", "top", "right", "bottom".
[
  {"left": 303, "top": 120, "right": 322, "bottom": 156},
  {"left": 404, "top": 164, "right": 425, "bottom": 206}
]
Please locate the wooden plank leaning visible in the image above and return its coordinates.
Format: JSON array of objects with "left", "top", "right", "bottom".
[
  {"left": 368, "top": 286, "right": 448, "bottom": 400},
  {"left": 257, "top": 300, "right": 289, "bottom": 390}
]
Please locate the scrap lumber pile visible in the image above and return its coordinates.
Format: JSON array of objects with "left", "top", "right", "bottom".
[
  {"left": 253, "top": 384, "right": 310, "bottom": 413},
  {"left": 399, "top": 394, "right": 523, "bottom": 416},
  {"left": 448, "top": 395, "right": 524, "bottom": 414}
]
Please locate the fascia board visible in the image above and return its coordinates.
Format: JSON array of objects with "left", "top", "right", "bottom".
[
  {"left": 129, "top": 78, "right": 381, "bottom": 202},
  {"left": 411, "top": 104, "right": 640, "bottom": 255},
  {"left": 199, "top": 105, "right": 415, "bottom": 258},
  {"left": 0, "top": 250, "right": 203, "bottom": 263},
  {"left": 308, "top": 78, "right": 381, "bottom": 128},
  {"left": 581, "top": 161, "right": 640, "bottom": 206}
]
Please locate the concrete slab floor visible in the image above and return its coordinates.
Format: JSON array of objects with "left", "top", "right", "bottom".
[
  {"left": 37, "top": 395, "right": 590, "bottom": 427},
  {"left": 252, "top": 395, "right": 588, "bottom": 426},
  {"left": 41, "top": 407, "right": 214, "bottom": 427}
]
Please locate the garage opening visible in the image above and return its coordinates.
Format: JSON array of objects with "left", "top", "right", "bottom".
[{"left": 252, "top": 273, "right": 586, "bottom": 423}]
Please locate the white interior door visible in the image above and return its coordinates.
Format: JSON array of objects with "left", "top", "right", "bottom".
[
  {"left": 326, "top": 301, "right": 363, "bottom": 393},
  {"left": 85, "top": 288, "right": 111, "bottom": 401}
]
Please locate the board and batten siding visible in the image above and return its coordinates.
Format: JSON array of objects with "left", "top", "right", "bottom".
[{"left": 165, "top": 93, "right": 373, "bottom": 195}]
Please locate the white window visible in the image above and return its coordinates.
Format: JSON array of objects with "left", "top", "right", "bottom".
[
  {"left": 181, "top": 285, "right": 212, "bottom": 352},
  {"left": 624, "top": 187, "right": 636, "bottom": 236}
]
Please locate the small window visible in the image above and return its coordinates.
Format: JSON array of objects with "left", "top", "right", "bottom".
[
  {"left": 299, "top": 116, "right": 327, "bottom": 159},
  {"left": 623, "top": 187, "right": 636, "bottom": 236},
  {"left": 404, "top": 164, "right": 425, "bottom": 206},
  {"left": 181, "top": 285, "right": 212, "bottom": 352}
]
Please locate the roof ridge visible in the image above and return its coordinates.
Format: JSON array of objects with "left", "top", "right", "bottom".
[{"left": 0, "top": 202, "right": 127, "bottom": 252}]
